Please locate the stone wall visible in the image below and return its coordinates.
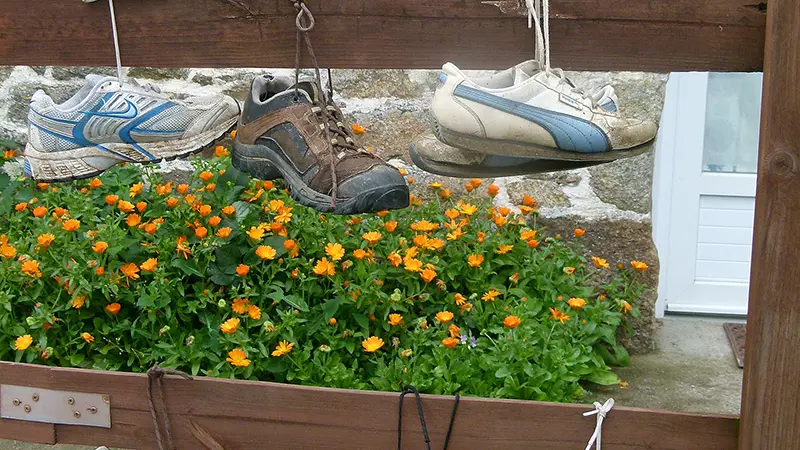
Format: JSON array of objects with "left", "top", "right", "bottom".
[{"left": 0, "top": 66, "right": 667, "bottom": 352}]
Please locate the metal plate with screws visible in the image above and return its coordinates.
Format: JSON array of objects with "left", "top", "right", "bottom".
[{"left": 1, "top": 385, "right": 110, "bottom": 428}]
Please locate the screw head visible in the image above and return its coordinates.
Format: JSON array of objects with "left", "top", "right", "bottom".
[
  {"left": 87, "top": 406, "right": 98, "bottom": 414},
  {"left": 67, "top": 397, "right": 75, "bottom": 405},
  {"left": 73, "top": 411, "right": 81, "bottom": 418},
  {"left": 12, "top": 399, "right": 20, "bottom": 407},
  {"left": 32, "top": 393, "right": 39, "bottom": 402},
  {"left": 24, "top": 405, "right": 31, "bottom": 413}
]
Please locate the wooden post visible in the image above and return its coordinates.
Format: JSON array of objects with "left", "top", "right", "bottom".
[{"left": 739, "top": 0, "right": 800, "bottom": 448}]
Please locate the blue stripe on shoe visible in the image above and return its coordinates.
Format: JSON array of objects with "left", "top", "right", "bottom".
[
  {"left": 119, "top": 102, "right": 178, "bottom": 161},
  {"left": 453, "top": 84, "right": 611, "bottom": 153}
]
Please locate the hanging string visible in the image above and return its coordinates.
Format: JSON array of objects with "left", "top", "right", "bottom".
[
  {"left": 107, "top": 0, "right": 124, "bottom": 85},
  {"left": 397, "top": 385, "right": 460, "bottom": 450},
  {"left": 147, "top": 365, "right": 193, "bottom": 450},
  {"left": 583, "top": 398, "right": 614, "bottom": 450}
]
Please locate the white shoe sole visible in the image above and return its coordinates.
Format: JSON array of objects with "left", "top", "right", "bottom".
[{"left": 23, "top": 117, "right": 237, "bottom": 182}]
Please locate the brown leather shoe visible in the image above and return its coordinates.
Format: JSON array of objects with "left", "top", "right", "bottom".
[{"left": 232, "top": 75, "right": 409, "bottom": 214}]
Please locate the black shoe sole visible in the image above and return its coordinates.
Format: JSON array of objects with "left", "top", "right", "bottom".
[{"left": 232, "top": 141, "right": 409, "bottom": 215}]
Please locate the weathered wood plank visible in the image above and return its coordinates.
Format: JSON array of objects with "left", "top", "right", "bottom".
[
  {"left": 739, "top": 0, "right": 800, "bottom": 448},
  {"left": 0, "top": 362, "right": 738, "bottom": 449},
  {"left": 0, "top": 0, "right": 765, "bottom": 71},
  {"left": 0, "top": 419, "right": 55, "bottom": 445}
]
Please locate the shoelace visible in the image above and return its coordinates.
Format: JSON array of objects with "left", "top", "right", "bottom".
[
  {"left": 290, "top": 0, "right": 374, "bottom": 209},
  {"left": 107, "top": 0, "right": 124, "bottom": 85},
  {"left": 524, "top": 0, "right": 598, "bottom": 107}
]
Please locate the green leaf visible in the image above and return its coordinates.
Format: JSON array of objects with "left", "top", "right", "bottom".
[
  {"left": 171, "top": 258, "right": 203, "bottom": 277},
  {"left": 232, "top": 201, "right": 252, "bottom": 223},
  {"left": 353, "top": 313, "right": 369, "bottom": 330},
  {"left": 191, "top": 361, "right": 201, "bottom": 376},
  {"left": 283, "top": 294, "right": 309, "bottom": 312},
  {"left": 323, "top": 297, "right": 343, "bottom": 320},
  {"left": 264, "top": 236, "right": 288, "bottom": 257},
  {"left": 215, "top": 245, "right": 242, "bottom": 271},
  {"left": 208, "top": 265, "right": 236, "bottom": 286},
  {"left": 70, "top": 353, "right": 85, "bottom": 366},
  {"left": 495, "top": 366, "right": 512, "bottom": 378},
  {"left": 264, "top": 356, "right": 289, "bottom": 373},
  {"left": 345, "top": 341, "right": 355, "bottom": 354},
  {"left": 614, "top": 345, "right": 630, "bottom": 367},
  {"left": 586, "top": 370, "right": 620, "bottom": 386}
]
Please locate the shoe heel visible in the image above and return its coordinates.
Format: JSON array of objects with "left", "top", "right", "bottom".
[{"left": 231, "top": 147, "right": 282, "bottom": 181}]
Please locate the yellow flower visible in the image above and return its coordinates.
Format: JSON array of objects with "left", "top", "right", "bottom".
[
  {"left": 448, "top": 324, "right": 460, "bottom": 338},
  {"left": 256, "top": 245, "right": 277, "bottom": 260},
  {"left": 37, "top": 233, "right": 55, "bottom": 248},
  {"left": 362, "top": 231, "right": 383, "bottom": 245},
  {"left": 568, "top": 298, "right": 587, "bottom": 309},
  {"left": 444, "top": 209, "right": 460, "bottom": 220},
  {"left": 272, "top": 340, "right": 294, "bottom": 357},
  {"left": 62, "top": 219, "right": 80, "bottom": 232},
  {"left": 129, "top": 183, "right": 143, "bottom": 197},
  {"left": 226, "top": 349, "right": 250, "bottom": 367},
  {"left": 520, "top": 229, "right": 537, "bottom": 241},
  {"left": 275, "top": 207, "right": 293, "bottom": 224},
  {"left": 428, "top": 182, "right": 442, "bottom": 190},
  {"left": 454, "top": 293, "right": 467, "bottom": 306},
  {"left": 236, "top": 264, "right": 249, "bottom": 276},
  {"left": 21, "top": 260, "right": 42, "bottom": 278},
  {"left": 387, "top": 252, "right": 402, "bottom": 267},
  {"left": 361, "top": 336, "right": 384, "bottom": 353},
  {"left": 247, "top": 226, "right": 265, "bottom": 241},
  {"left": 459, "top": 202, "right": 478, "bottom": 216},
  {"left": 81, "top": 332, "right": 94, "bottom": 343},
  {"left": 420, "top": 267, "right": 437, "bottom": 283},
  {"left": 118, "top": 200, "right": 135, "bottom": 213},
  {"left": 121, "top": 263, "right": 140, "bottom": 279},
  {"left": 176, "top": 235, "right": 192, "bottom": 259},
  {"left": 563, "top": 266, "right": 575, "bottom": 275},
  {"left": 549, "top": 307, "right": 571, "bottom": 324},
  {"left": 592, "top": 257, "right": 609, "bottom": 269},
  {"left": 140, "top": 258, "right": 158, "bottom": 273},
  {"left": 413, "top": 234, "right": 428, "bottom": 248},
  {"left": 232, "top": 298, "right": 249, "bottom": 314},
  {"left": 353, "top": 249, "right": 367, "bottom": 260},
  {"left": 620, "top": 300, "right": 633, "bottom": 313},
  {"left": 314, "top": 258, "right": 336, "bottom": 276},
  {"left": 72, "top": 295, "right": 86, "bottom": 309},
  {"left": 631, "top": 261, "right": 648, "bottom": 272},
  {"left": 410, "top": 220, "right": 438, "bottom": 233},
  {"left": 220, "top": 317, "right": 240, "bottom": 334},
  {"left": 388, "top": 313, "right": 404, "bottom": 326},
  {"left": 404, "top": 247, "right": 419, "bottom": 260},
  {"left": 496, "top": 245, "right": 514, "bottom": 255},
  {"left": 248, "top": 304, "right": 261, "bottom": 320},
  {"left": 325, "top": 242, "right": 345, "bottom": 261},
  {"left": 519, "top": 205, "right": 535, "bottom": 215},
  {"left": 435, "top": 311, "right": 454, "bottom": 323},
  {"left": 482, "top": 289, "right": 500, "bottom": 302},
  {"left": 424, "top": 238, "right": 444, "bottom": 251},
  {"left": 504, "top": 315, "right": 521, "bottom": 329},
  {"left": 329, "top": 318, "right": 337, "bottom": 325},
  {"left": 14, "top": 334, "right": 33, "bottom": 351},
  {"left": 404, "top": 258, "right": 422, "bottom": 272},
  {"left": 446, "top": 228, "right": 465, "bottom": 241},
  {"left": 1, "top": 244, "right": 17, "bottom": 259},
  {"left": 467, "top": 254, "right": 484, "bottom": 267}
]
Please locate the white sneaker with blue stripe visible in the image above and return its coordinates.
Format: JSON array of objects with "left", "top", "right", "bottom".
[
  {"left": 24, "top": 75, "right": 240, "bottom": 181},
  {"left": 430, "top": 60, "right": 657, "bottom": 162}
]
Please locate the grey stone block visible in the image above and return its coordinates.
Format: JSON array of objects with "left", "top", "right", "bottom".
[
  {"left": 7, "top": 82, "right": 83, "bottom": 126},
  {"left": 589, "top": 152, "right": 654, "bottom": 214},
  {"left": 127, "top": 67, "right": 189, "bottom": 80},
  {"left": 52, "top": 66, "right": 116, "bottom": 81}
]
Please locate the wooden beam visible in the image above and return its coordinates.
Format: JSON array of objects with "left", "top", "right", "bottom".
[
  {"left": 739, "top": 0, "right": 800, "bottom": 448},
  {"left": 0, "top": 362, "right": 738, "bottom": 449},
  {"left": 0, "top": 0, "right": 765, "bottom": 71}
]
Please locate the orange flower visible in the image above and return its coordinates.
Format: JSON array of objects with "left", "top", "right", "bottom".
[
  {"left": 442, "top": 337, "right": 459, "bottom": 349},
  {"left": 574, "top": 228, "right": 585, "bottom": 237},
  {"left": 0, "top": 243, "right": 16, "bottom": 259},
  {"left": 14, "top": 334, "right": 33, "bottom": 351},
  {"left": 519, "top": 205, "right": 535, "bottom": 215},
  {"left": 493, "top": 215, "right": 507, "bottom": 227},
  {"left": 81, "top": 332, "right": 94, "bottom": 343},
  {"left": 549, "top": 307, "right": 570, "bottom": 324},
  {"left": 248, "top": 304, "right": 261, "bottom": 320},
  {"left": 226, "top": 348, "right": 250, "bottom": 367},
  {"left": 353, "top": 249, "right": 367, "bottom": 260},
  {"left": 439, "top": 188, "right": 452, "bottom": 200},
  {"left": 420, "top": 267, "right": 437, "bottom": 283},
  {"left": 220, "top": 318, "right": 240, "bottom": 334},
  {"left": 272, "top": 340, "right": 294, "bottom": 356},
  {"left": 362, "top": 336, "right": 384, "bottom": 353},
  {"left": 563, "top": 266, "right": 575, "bottom": 275},
  {"left": 37, "top": 233, "right": 55, "bottom": 248},
  {"left": 33, "top": 206, "right": 47, "bottom": 218},
  {"left": 568, "top": 298, "right": 586, "bottom": 309},
  {"left": 467, "top": 254, "right": 484, "bottom": 267},
  {"left": 93, "top": 241, "right": 109, "bottom": 254},
  {"left": 351, "top": 123, "right": 366, "bottom": 134},
  {"left": 72, "top": 295, "right": 86, "bottom": 309},
  {"left": 155, "top": 183, "right": 173, "bottom": 196},
  {"left": 446, "top": 227, "right": 465, "bottom": 241},
  {"left": 482, "top": 289, "right": 500, "bottom": 302},
  {"left": 246, "top": 226, "right": 265, "bottom": 241},
  {"left": 205, "top": 216, "right": 221, "bottom": 228},
  {"left": 214, "top": 145, "right": 230, "bottom": 158},
  {"left": 95, "top": 267, "right": 105, "bottom": 276},
  {"left": 592, "top": 256, "right": 609, "bottom": 269},
  {"left": 413, "top": 234, "right": 428, "bottom": 248},
  {"left": 477, "top": 232, "right": 486, "bottom": 243},
  {"left": 527, "top": 239, "right": 539, "bottom": 248},
  {"left": 199, "top": 171, "right": 214, "bottom": 182},
  {"left": 162, "top": 197, "right": 177, "bottom": 208},
  {"left": 404, "top": 258, "right": 422, "bottom": 273},
  {"left": 454, "top": 293, "right": 467, "bottom": 306},
  {"left": 464, "top": 183, "right": 474, "bottom": 192},
  {"left": 236, "top": 264, "right": 249, "bottom": 276},
  {"left": 175, "top": 184, "right": 189, "bottom": 195},
  {"left": 62, "top": 219, "right": 80, "bottom": 232},
  {"left": 314, "top": 258, "right": 336, "bottom": 276},
  {"left": 142, "top": 223, "right": 157, "bottom": 235},
  {"left": 126, "top": 214, "right": 141, "bottom": 227},
  {"left": 118, "top": 200, "right": 134, "bottom": 213},
  {"left": 631, "top": 261, "right": 649, "bottom": 272},
  {"left": 522, "top": 195, "right": 536, "bottom": 207},
  {"left": 443, "top": 209, "right": 459, "bottom": 221},
  {"left": 262, "top": 180, "right": 274, "bottom": 190},
  {"left": 197, "top": 205, "right": 211, "bottom": 217},
  {"left": 498, "top": 207, "right": 511, "bottom": 217},
  {"left": 487, "top": 184, "right": 500, "bottom": 196},
  {"left": 385, "top": 220, "right": 398, "bottom": 233},
  {"left": 219, "top": 205, "right": 234, "bottom": 216},
  {"left": 469, "top": 178, "right": 482, "bottom": 188},
  {"left": 191, "top": 226, "right": 207, "bottom": 239},
  {"left": 120, "top": 263, "right": 140, "bottom": 279},
  {"left": 448, "top": 324, "right": 460, "bottom": 338},
  {"left": 230, "top": 130, "right": 237, "bottom": 139},
  {"left": 216, "top": 227, "right": 232, "bottom": 238},
  {"left": 388, "top": 313, "right": 404, "bottom": 326},
  {"left": 362, "top": 231, "right": 382, "bottom": 245},
  {"left": 256, "top": 245, "right": 277, "bottom": 260},
  {"left": 325, "top": 242, "right": 345, "bottom": 261},
  {"left": 520, "top": 229, "right": 537, "bottom": 241},
  {"left": 435, "top": 311, "right": 454, "bottom": 323},
  {"left": 232, "top": 299, "right": 249, "bottom": 314},
  {"left": 620, "top": 300, "right": 633, "bottom": 313},
  {"left": 14, "top": 202, "right": 27, "bottom": 212},
  {"left": 504, "top": 315, "right": 521, "bottom": 329},
  {"left": 410, "top": 220, "right": 439, "bottom": 233},
  {"left": 496, "top": 244, "right": 514, "bottom": 255},
  {"left": 424, "top": 238, "right": 444, "bottom": 251},
  {"left": 329, "top": 317, "right": 337, "bottom": 325},
  {"left": 387, "top": 252, "right": 402, "bottom": 267},
  {"left": 129, "top": 183, "right": 143, "bottom": 197},
  {"left": 106, "top": 303, "right": 121, "bottom": 315},
  {"left": 283, "top": 239, "right": 297, "bottom": 251}
]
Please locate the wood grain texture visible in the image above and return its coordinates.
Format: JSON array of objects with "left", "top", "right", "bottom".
[
  {"left": 0, "top": 0, "right": 765, "bottom": 71},
  {"left": 739, "top": 0, "right": 800, "bottom": 448},
  {"left": 0, "top": 362, "right": 738, "bottom": 449}
]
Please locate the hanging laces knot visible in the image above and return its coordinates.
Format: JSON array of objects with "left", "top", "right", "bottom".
[
  {"left": 583, "top": 398, "right": 614, "bottom": 450},
  {"left": 291, "top": 0, "right": 315, "bottom": 32}
]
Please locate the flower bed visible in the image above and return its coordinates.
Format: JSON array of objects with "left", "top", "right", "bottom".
[{"left": 0, "top": 141, "right": 648, "bottom": 403}]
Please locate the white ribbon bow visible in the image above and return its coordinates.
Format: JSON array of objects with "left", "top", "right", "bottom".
[{"left": 583, "top": 398, "right": 614, "bottom": 450}]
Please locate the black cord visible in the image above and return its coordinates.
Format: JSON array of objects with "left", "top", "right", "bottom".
[{"left": 398, "top": 385, "right": 460, "bottom": 450}]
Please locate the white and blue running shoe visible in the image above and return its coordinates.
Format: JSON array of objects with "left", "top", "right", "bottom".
[{"left": 24, "top": 75, "right": 240, "bottom": 181}]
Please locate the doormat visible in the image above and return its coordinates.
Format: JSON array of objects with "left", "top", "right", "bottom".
[{"left": 723, "top": 323, "right": 746, "bottom": 368}]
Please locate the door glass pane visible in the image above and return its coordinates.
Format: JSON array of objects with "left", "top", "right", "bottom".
[{"left": 702, "top": 73, "right": 763, "bottom": 173}]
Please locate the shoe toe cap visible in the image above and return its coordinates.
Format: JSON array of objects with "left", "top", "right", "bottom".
[
  {"left": 337, "top": 164, "right": 409, "bottom": 213},
  {"left": 609, "top": 118, "right": 658, "bottom": 150}
]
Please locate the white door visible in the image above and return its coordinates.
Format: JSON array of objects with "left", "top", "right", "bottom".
[{"left": 653, "top": 72, "right": 762, "bottom": 316}]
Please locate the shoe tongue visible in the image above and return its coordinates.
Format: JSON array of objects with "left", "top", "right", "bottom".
[
  {"left": 513, "top": 66, "right": 534, "bottom": 85},
  {"left": 593, "top": 85, "right": 619, "bottom": 113},
  {"left": 293, "top": 80, "right": 322, "bottom": 104}
]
